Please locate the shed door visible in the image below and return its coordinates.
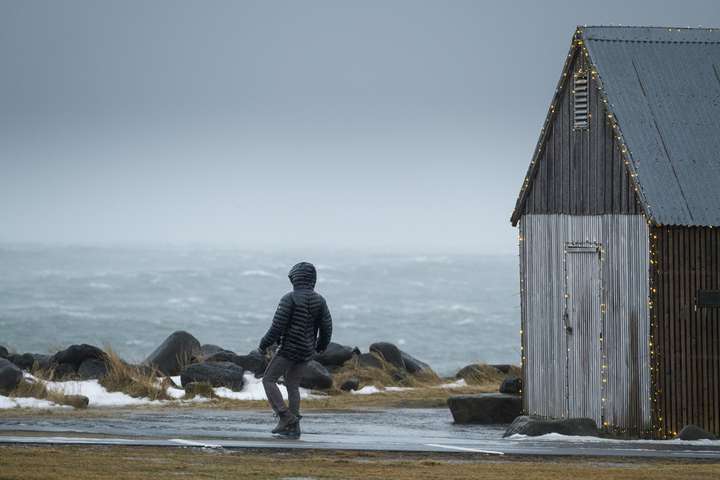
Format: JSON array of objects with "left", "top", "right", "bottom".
[{"left": 564, "top": 244, "right": 603, "bottom": 425}]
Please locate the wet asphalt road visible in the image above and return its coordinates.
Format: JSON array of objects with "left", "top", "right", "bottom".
[{"left": 1, "top": 408, "right": 720, "bottom": 459}]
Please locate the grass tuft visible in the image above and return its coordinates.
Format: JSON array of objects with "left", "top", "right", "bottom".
[
  {"left": 183, "top": 382, "right": 217, "bottom": 400},
  {"left": 9, "top": 378, "right": 88, "bottom": 409},
  {"left": 99, "top": 348, "right": 169, "bottom": 401}
]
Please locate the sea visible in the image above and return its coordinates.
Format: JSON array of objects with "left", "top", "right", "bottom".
[{"left": 0, "top": 245, "right": 520, "bottom": 376}]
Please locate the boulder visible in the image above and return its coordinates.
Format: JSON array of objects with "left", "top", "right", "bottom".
[
  {"left": 490, "top": 364, "right": 513, "bottom": 374},
  {"left": 400, "top": 351, "right": 433, "bottom": 374},
  {"left": 300, "top": 360, "right": 333, "bottom": 390},
  {"left": 314, "top": 343, "right": 355, "bottom": 367},
  {"left": 0, "top": 358, "right": 23, "bottom": 394},
  {"left": 180, "top": 361, "right": 245, "bottom": 391},
  {"left": 357, "top": 352, "right": 383, "bottom": 370},
  {"left": 340, "top": 377, "right": 360, "bottom": 392},
  {"left": 63, "top": 395, "right": 90, "bottom": 409},
  {"left": 500, "top": 376, "right": 522, "bottom": 394},
  {"left": 200, "top": 344, "right": 226, "bottom": 357},
  {"left": 8, "top": 353, "right": 50, "bottom": 371},
  {"left": 144, "top": 331, "right": 201, "bottom": 376},
  {"left": 677, "top": 424, "right": 718, "bottom": 441},
  {"left": 0, "top": 346, "right": 8, "bottom": 358},
  {"left": 447, "top": 393, "right": 522, "bottom": 424},
  {"left": 77, "top": 358, "right": 108, "bottom": 380},
  {"left": 52, "top": 362, "right": 77, "bottom": 380},
  {"left": 369, "top": 342, "right": 405, "bottom": 369},
  {"left": 206, "top": 350, "right": 267, "bottom": 375},
  {"left": 52, "top": 344, "right": 106, "bottom": 370},
  {"left": 503, "top": 416, "right": 599, "bottom": 438}
]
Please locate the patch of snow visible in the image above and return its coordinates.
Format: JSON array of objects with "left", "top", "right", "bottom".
[
  {"left": 212, "top": 373, "right": 316, "bottom": 401},
  {"left": 0, "top": 394, "right": 68, "bottom": 410},
  {"left": 508, "top": 432, "right": 720, "bottom": 446},
  {"left": 437, "top": 379, "right": 467, "bottom": 388},
  {"left": 166, "top": 386, "right": 186, "bottom": 399},
  {"left": 45, "top": 379, "right": 163, "bottom": 407},
  {"left": 351, "top": 385, "right": 415, "bottom": 395},
  {"left": 351, "top": 386, "right": 381, "bottom": 395}
]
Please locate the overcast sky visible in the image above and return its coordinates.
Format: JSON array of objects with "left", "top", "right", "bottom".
[{"left": 1, "top": 1, "right": 719, "bottom": 253}]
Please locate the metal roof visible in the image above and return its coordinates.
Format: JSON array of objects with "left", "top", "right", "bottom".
[
  {"left": 583, "top": 26, "right": 720, "bottom": 226},
  {"left": 511, "top": 26, "right": 720, "bottom": 227}
]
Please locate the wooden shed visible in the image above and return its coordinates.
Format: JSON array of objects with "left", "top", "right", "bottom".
[{"left": 511, "top": 26, "right": 720, "bottom": 437}]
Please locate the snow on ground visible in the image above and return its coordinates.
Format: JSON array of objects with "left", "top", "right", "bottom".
[
  {"left": 436, "top": 379, "right": 467, "bottom": 388},
  {"left": 0, "top": 394, "right": 68, "bottom": 409},
  {"left": 509, "top": 432, "right": 720, "bottom": 445},
  {"left": 211, "top": 373, "right": 317, "bottom": 401},
  {"left": 351, "top": 385, "right": 414, "bottom": 395},
  {"left": 45, "top": 379, "right": 165, "bottom": 407},
  {"left": 2, "top": 372, "right": 319, "bottom": 409}
]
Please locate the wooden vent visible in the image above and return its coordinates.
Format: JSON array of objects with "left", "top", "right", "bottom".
[{"left": 573, "top": 73, "right": 589, "bottom": 129}]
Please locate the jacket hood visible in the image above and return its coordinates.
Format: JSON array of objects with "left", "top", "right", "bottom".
[{"left": 288, "top": 262, "right": 316, "bottom": 290}]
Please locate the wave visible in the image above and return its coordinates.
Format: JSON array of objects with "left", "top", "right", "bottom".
[{"left": 240, "top": 270, "right": 280, "bottom": 279}]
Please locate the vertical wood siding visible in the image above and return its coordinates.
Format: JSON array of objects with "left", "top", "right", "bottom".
[
  {"left": 520, "top": 214, "right": 652, "bottom": 431},
  {"left": 522, "top": 54, "right": 642, "bottom": 216},
  {"left": 653, "top": 226, "right": 720, "bottom": 436}
]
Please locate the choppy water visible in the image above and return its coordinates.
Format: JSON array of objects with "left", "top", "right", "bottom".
[{"left": 0, "top": 246, "right": 519, "bottom": 376}]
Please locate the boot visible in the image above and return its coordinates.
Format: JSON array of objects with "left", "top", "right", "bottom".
[
  {"left": 271, "top": 410, "right": 298, "bottom": 434},
  {"left": 275, "top": 416, "right": 302, "bottom": 439}
]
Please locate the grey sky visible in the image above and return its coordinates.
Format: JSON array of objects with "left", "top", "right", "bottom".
[{"left": 2, "top": 0, "right": 719, "bottom": 253}]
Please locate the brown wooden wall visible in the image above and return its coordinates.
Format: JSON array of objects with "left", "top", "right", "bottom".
[
  {"left": 652, "top": 226, "right": 720, "bottom": 437},
  {"left": 522, "top": 52, "right": 642, "bottom": 216}
]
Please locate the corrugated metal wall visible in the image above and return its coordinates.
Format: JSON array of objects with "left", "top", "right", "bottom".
[
  {"left": 520, "top": 214, "right": 652, "bottom": 431},
  {"left": 653, "top": 226, "right": 720, "bottom": 436},
  {"left": 521, "top": 51, "right": 642, "bottom": 217}
]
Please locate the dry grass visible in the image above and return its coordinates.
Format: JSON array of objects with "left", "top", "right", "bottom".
[
  {"left": 183, "top": 382, "right": 218, "bottom": 400},
  {"left": 456, "top": 363, "right": 521, "bottom": 385},
  {"left": 331, "top": 353, "right": 441, "bottom": 393},
  {"left": 99, "top": 349, "right": 169, "bottom": 401},
  {"left": 0, "top": 445, "right": 718, "bottom": 480},
  {"left": 9, "top": 378, "right": 88, "bottom": 409}
]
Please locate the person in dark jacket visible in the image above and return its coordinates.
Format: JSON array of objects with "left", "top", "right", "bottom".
[{"left": 259, "top": 262, "right": 332, "bottom": 436}]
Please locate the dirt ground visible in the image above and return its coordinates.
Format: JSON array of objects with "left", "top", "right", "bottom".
[{"left": 0, "top": 445, "right": 719, "bottom": 480}]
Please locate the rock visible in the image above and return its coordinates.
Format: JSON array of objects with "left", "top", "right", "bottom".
[
  {"left": 206, "top": 350, "right": 267, "bottom": 375},
  {"left": 52, "top": 344, "right": 106, "bottom": 370},
  {"left": 678, "top": 424, "right": 718, "bottom": 441},
  {"left": 63, "top": 395, "right": 90, "bottom": 409},
  {"left": 314, "top": 343, "right": 355, "bottom": 367},
  {"left": 447, "top": 393, "right": 522, "bottom": 424},
  {"left": 490, "top": 364, "right": 513, "bottom": 374},
  {"left": 369, "top": 342, "right": 405, "bottom": 369},
  {"left": 144, "top": 331, "right": 201, "bottom": 376},
  {"left": 0, "top": 358, "right": 23, "bottom": 394},
  {"left": 340, "top": 377, "right": 360, "bottom": 392},
  {"left": 200, "top": 344, "right": 227, "bottom": 357},
  {"left": 503, "top": 416, "right": 599, "bottom": 438},
  {"left": 184, "top": 382, "right": 217, "bottom": 398},
  {"left": 357, "top": 352, "right": 383, "bottom": 369},
  {"left": 8, "top": 353, "right": 50, "bottom": 371},
  {"left": 77, "top": 358, "right": 108, "bottom": 380},
  {"left": 400, "top": 351, "right": 433, "bottom": 374},
  {"left": 500, "top": 376, "right": 522, "bottom": 394},
  {"left": 0, "top": 346, "right": 8, "bottom": 358},
  {"left": 180, "top": 361, "right": 245, "bottom": 391},
  {"left": 52, "top": 362, "right": 77, "bottom": 380},
  {"left": 455, "top": 363, "right": 503, "bottom": 384},
  {"left": 300, "top": 360, "right": 333, "bottom": 390}
]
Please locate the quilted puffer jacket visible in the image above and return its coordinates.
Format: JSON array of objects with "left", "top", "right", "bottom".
[{"left": 259, "top": 262, "right": 333, "bottom": 362}]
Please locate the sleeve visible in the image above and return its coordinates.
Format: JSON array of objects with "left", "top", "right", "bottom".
[
  {"left": 315, "top": 297, "right": 333, "bottom": 353},
  {"left": 259, "top": 293, "right": 294, "bottom": 352}
]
